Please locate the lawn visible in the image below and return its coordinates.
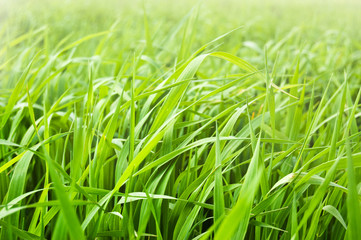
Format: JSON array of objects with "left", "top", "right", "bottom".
[{"left": 1, "top": 0, "right": 361, "bottom": 239}]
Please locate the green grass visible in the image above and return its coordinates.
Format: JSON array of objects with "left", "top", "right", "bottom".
[{"left": 1, "top": 0, "right": 361, "bottom": 239}]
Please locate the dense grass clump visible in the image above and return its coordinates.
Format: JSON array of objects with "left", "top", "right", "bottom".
[{"left": 1, "top": 0, "right": 361, "bottom": 239}]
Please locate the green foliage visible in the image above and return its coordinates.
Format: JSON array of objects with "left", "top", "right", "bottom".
[{"left": 1, "top": 0, "right": 361, "bottom": 239}]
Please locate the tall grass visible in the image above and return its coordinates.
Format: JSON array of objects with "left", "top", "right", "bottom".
[{"left": 1, "top": 0, "right": 361, "bottom": 239}]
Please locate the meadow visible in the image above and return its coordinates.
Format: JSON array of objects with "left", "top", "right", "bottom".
[{"left": 1, "top": 0, "right": 361, "bottom": 239}]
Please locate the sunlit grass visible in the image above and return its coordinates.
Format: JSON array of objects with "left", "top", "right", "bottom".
[{"left": 1, "top": 0, "right": 361, "bottom": 239}]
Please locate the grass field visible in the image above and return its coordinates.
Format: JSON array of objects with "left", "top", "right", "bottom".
[{"left": 1, "top": 0, "right": 361, "bottom": 239}]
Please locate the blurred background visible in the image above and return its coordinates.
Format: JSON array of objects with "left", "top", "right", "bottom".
[
  {"left": 1, "top": 0, "right": 361, "bottom": 47},
  {"left": 1, "top": 0, "right": 361, "bottom": 85}
]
